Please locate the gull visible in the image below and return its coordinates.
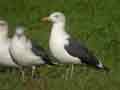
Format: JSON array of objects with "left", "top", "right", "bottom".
[
  {"left": 9, "top": 26, "right": 53, "bottom": 80},
  {"left": 42, "top": 12, "right": 109, "bottom": 79},
  {"left": 0, "top": 20, "right": 18, "bottom": 69}
]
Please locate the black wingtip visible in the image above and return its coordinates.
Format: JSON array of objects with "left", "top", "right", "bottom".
[
  {"left": 103, "top": 65, "right": 110, "bottom": 73},
  {"left": 46, "top": 61, "right": 55, "bottom": 66},
  {"left": 43, "top": 57, "right": 55, "bottom": 66},
  {"left": 97, "top": 65, "right": 110, "bottom": 73}
]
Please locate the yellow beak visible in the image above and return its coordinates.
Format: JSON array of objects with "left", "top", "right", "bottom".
[{"left": 41, "top": 17, "right": 50, "bottom": 21}]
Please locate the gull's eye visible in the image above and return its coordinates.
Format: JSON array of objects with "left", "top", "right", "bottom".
[
  {"left": 0, "top": 23, "right": 5, "bottom": 26},
  {"left": 54, "top": 15, "right": 59, "bottom": 18}
]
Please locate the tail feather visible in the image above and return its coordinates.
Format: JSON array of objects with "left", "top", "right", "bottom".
[
  {"left": 43, "top": 57, "right": 55, "bottom": 65},
  {"left": 96, "top": 64, "right": 110, "bottom": 72},
  {"left": 102, "top": 65, "right": 110, "bottom": 72},
  {"left": 96, "top": 60, "right": 110, "bottom": 72}
]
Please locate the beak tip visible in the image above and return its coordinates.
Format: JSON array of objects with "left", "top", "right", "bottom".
[{"left": 41, "top": 17, "right": 49, "bottom": 22}]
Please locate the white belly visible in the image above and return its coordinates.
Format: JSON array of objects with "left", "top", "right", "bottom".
[
  {"left": 0, "top": 42, "right": 17, "bottom": 67},
  {"left": 10, "top": 40, "right": 45, "bottom": 66},
  {"left": 49, "top": 24, "right": 81, "bottom": 64},
  {"left": 49, "top": 38, "right": 81, "bottom": 64}
]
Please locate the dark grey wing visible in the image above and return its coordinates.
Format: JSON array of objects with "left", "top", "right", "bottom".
[
  {"left": 64, "top": 38, "right": 100, "bottom": 67},
  {"left": 31, "top": 41, "right": 54, "bottom": 65}
]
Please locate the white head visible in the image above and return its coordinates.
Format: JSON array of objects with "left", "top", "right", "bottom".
[
  {"left": 0, "top": 20, "right": 8, "bottom": 39},
  {"left": 0, "top": 20, "right": 8, "bottom": 32},
  {"left": 42, "top": 12, "right": 66, "bottom": 24},
  {"left": 15, "top": 26, "right": 25, "bottom": 38},
  {"left": 0, "top": 20, "right": 8, "bottom": 31}
]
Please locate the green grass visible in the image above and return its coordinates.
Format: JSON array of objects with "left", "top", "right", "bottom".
[{"left": 0, "top": 0, "right": 119, "bottom": 90}]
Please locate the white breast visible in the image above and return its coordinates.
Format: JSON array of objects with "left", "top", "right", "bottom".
[
  {"left": 49, "top": 24, "right": 81, "bottom": 64},
  {"left": 0, "top": 39, "right": 18, "bottom": 67},
  {"left": 10, "top": 36, "right": 44, "bottom": 66}
]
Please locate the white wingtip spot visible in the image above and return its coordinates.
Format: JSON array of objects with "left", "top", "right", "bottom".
[{"left": 97, "top": 61, "right": 103, "bottom": 68}]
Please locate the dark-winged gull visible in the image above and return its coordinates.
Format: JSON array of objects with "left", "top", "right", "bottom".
[
  {"left": 42, "top": 12, "right": 109, "bottom": 78},
  {"left": 0, "top": 20, "right": 18, "bottom": 68},
  {"left": 9, "top": 26, "right": 53, "bottom": 80}
]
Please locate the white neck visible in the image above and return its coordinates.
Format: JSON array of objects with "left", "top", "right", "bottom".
[
  {"left": 14, "top": 34, "right": 26, "bottom": 41},
  {"left": 0, "top": 30, "right": 8, "bottom": 41},
  {"left": 50, "top": 22, "right": 69, "bottom": 40}
]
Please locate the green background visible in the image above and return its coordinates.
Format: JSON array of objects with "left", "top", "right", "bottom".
[{"left": 0, "top": 0, "right": 119, "bottom": 90}]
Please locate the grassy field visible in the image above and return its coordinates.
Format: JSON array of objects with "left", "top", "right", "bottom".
[{"left": 0, "top": 0, "right": 119, "bottom": 90}]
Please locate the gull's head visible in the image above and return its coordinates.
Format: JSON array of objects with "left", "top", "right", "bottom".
[
  {"left": 0, "top": 20, "right": 8, "bottom": 31},
  {"left": 15, "top": 26, "right": 24, "bottom": 38},
  {"left": 42, "top": 12, "right": 65, "bottom": 24}
]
